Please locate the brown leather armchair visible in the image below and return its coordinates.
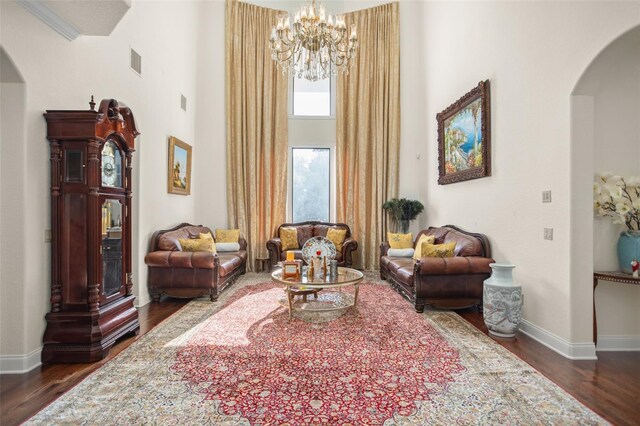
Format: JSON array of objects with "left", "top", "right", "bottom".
[
  {"left": 144, "top": 223, "right": 247, "bottom": 302},
  {"left": 266, "top": 221, "right": 358, "bottom": 269},
  {"left": 380, "top": 225, "right": 494, "bottom": 312}
]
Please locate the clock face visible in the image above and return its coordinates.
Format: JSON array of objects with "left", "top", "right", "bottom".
[
  {"left": 102, "top": 156, "right": 116, "bottom": 186},
  {"left": 101, "top": 141, "right": 120, "bottom": 187}
]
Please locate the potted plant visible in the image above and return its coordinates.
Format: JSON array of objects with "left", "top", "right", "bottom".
[
  {"left": 594, "top": 174, "right": 640, "bottom": 273},
  {"left": 382, "top": 198, "right": 425, "bottom": 233}
]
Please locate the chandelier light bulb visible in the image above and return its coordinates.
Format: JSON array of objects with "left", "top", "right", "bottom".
[{"left": 269, "top": 0, "right": 358, "bottom": 81}]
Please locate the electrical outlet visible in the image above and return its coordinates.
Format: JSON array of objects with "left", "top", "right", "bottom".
[
  {"left": 44, "top": 229, "right": 52, "bottom": 242},
  {"left": 542, "top": 190, "right": 552, "bottom": 203},
  {"left": 543, "top": 228, "right": 553, "bottom": 240}
]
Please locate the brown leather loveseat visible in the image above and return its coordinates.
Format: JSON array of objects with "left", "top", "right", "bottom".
[
  {"left": 144, "top": 223, "right": 247, "bottom": 302},
  {"left": 380, "top": 225, "right": 494, "bottom": 312},
  {"left": 266, "top": 221, "right": 358, "bottom": 270}
]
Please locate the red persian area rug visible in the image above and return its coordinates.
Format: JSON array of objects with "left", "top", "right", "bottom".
[
  {"left": 171, "top": 282, "right": 464, "bottom": 425},
  {"left": 26, "top": 273, "right": 606, "bottom": 425}
]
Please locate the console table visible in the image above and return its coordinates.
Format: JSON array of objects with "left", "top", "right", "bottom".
[{"left": 593, "top": 271, "right": 640, "bottom": 344}]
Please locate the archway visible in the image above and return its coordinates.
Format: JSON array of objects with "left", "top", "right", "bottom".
[
  {"left": 570, "top": 25, "right": 640, "bottom": 353},
  {"left": 0, "top": 47, "right": 29, "bottom": 371}
]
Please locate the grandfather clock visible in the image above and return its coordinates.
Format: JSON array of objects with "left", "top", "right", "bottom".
[{"left": 42, "top": 98, "right": 140, "bottom": 363}]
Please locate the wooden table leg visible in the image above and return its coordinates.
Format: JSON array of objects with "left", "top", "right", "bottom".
[
  {"left": 353, "top": 283, "right": 360, "bottom": 316},
  {"left": 593, "top": 277, "right": 599, "bottom": 345},
  {"left": 287, "top": 286, "right": 293, "bottom": 321}
]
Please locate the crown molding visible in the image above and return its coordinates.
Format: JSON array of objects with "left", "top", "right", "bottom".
[{"left": 17, "top": 0, "right": 81, "bottom": 41}]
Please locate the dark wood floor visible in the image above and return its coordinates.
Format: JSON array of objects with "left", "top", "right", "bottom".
[
  {"left": 457, "top": 310, "right": 640, "bottom": 426},
  {"left": 2, "top": 301, "right": 639, "bottom": 426}
]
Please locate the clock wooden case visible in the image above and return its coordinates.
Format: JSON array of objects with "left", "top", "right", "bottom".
[{"left": 42, "top": 98, "right": 140, "bottom": 363}]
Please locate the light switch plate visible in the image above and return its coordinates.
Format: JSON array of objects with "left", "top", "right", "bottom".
[
  {"left": 44, "top": 229, "right": 52, "bottom": 242},
  {"left": 542, "top": 190, "right": 552, "bottom": 203},
  {"left": 544, "top": 228, "right": 553, "bottom": 240}
]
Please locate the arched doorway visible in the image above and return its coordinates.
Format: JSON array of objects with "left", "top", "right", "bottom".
[
  {"left": 0, "top": 47, "right": 29, "bottom": 370},
  {"left": 570, "top": 25, "right": 640, "bottom": 352}
]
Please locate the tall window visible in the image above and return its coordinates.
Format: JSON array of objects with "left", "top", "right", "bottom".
[
  {"left": 292, "top": 148, "right": 330, "bottom": 222},
  {"left": 292, "top": 75, "right": 331, "bottom": 116}
]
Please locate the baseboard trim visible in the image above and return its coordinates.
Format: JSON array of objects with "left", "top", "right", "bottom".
[
  {"left": 0, "top": 347, "right": 42, "bottom": 374},
  {"left": 134, "top": 297, "right": 150, "bottom": 309},
  {"left": 597, "top": 335, "right": 640, "bottom": 351},
  {"left": 519, "top": 319, "right": 597, "bottom": 360}
]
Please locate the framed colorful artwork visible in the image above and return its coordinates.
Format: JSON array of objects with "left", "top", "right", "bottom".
[
  {"left": 437, "top": 80, "right": 491, "bottom": 185},
  {"left": 167, "top": 136, "right": 192, "bottom": 195}
]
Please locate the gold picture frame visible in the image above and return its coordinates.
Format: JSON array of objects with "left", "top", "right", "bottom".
[
  {"left": 167, "top": 136, "right": 192, "bottom": 195},
  {"left": 437, "top": 80, "right": 491, "bottom": 185}
]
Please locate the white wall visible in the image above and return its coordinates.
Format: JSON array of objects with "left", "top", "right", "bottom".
[
  {"left": 0, "top": 0, "right": 202, "bottom": 371},
  {"left": 0, "top": 77, "right": 27, "bottom": 363},
  {"left": 418, "top": 1, "right": 639, "bottom": 356},
  {"left": 193, "top": 0, "right": 227, "bottom": 229}
]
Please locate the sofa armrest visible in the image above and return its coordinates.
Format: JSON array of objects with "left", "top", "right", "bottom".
[
  {"left": 416, "top": 256, "right": 494, "bottom": 275},
  {"left": 238, "top": 237, "right": 248, "bottom": 251},
  {"left": 145, "top": 251, "right": 218, "bottom": 269},
  {"left": 341, "top": 237, "right": 358, "bottom": 268},
  {"left": 380, "top": 241, "right": 390, "bottom": 257},
  {"left": 266, "top": 237, "right": 283, "bottom": 269}
]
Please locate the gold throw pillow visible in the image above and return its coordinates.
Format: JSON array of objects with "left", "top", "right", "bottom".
[
  {"left": 421, "top": 241, "right": 456, "bottom": 258},
  {"left": 326, "top": 228, "right": 347, "bottom": 252},
  {"left": 413, "top": 234, "right": 436, "bottom": 260},
  {"left": 199, "top": 232, "right": 214, "bottom": 241},
  {"left": 279, "top": 227, "right": 299, "bottom": 251},
  {"left": 179, "top": 238, "right": 215, "bottom": 253},
  {"left": 387, "top": 232, "right": 413, "bottom": 249},
  {"left": 215, "top": 229, "right": 240, "bottom": 243}
]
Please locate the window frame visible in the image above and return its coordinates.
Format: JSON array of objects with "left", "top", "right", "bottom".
[
  {"left": 288, "top": 74, "right": 337, "bottom": 119},
  {"left": 288, "top": 146, "right": 336, "bottom": 223}
]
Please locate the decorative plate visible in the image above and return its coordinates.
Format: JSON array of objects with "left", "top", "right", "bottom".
[{"left": 302, "top": 236, "right": 337, "bottom": 265}]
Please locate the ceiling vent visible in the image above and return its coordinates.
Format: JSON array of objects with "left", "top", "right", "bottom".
[
  {"left": 130, "top": 48, "right": 141, "bottom": 76},
  {"left": 181, "top": 95, "right": 187, "bottom": 111}
]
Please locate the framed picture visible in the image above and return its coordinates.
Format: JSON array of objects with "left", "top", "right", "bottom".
[
  {"left": 167, "top": 136, "right": 192, "bottom": 195},
  {"left": 437, "top": 80, "right": 491, "bottom": 185}
]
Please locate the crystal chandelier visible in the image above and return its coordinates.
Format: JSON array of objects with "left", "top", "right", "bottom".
[{"left": 269, "top": 0, "right": 358, "bottom": 81}]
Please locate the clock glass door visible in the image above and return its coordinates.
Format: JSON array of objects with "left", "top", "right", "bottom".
[
  {"left": 101, "top": 199, "right": 124, "bottom": 298},
  {"left": 101, "top": 140, "right": 122, "bottom": 188}
]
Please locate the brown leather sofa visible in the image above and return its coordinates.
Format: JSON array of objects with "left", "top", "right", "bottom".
[
  {"left": 144, "top": 223, "right": 247, "bottom": 302},
  {"left": 380, "top": 225, "right": 494, "bottom": 312},
  {"left": 266, "top": 221, "right": 358, "bottom": 269}
]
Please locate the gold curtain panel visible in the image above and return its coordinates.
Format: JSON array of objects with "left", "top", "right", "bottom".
[
  {"left": 226, "top": 0, "right": 289, "bottom": 270},
  {"left": 336, "top": 2, "right": 401, "bottom": 270}
]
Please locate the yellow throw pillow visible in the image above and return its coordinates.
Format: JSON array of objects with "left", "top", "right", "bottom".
[
  {"left": 387, "top": 232, "right": 413, "bottom": 249},
  {"left": 179, "top": 238, "right": 216, "bottom": 253},
  {"left": 413, "top": 234, "right": 436, "bottom": 260},
  {"left": 215, "top": 229, "right": 240, "bottom": 243},
  {"left": 279, "top": 227, "right": 299, "bottom": 251},
  {"left": 421, "top": 241, "right": 456, "bottom": 258},
  {"left": 326, "top": 228, "right": 347, "bottom": 252},
  {"left": 199, "top": 232, "right": 214, "bottom": 241}
]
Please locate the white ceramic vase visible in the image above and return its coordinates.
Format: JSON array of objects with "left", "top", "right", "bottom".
[{"left": 483, "top": 263, "right": 522, "bottom": 339}]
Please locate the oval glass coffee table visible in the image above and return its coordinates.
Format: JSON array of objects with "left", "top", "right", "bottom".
[{"left": 271, "top": 267, "right": 364, "bottom": 321}]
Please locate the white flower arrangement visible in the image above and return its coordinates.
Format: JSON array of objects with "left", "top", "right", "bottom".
[{"left": 593, "top": 173, "right": 640, "bottom": 231}]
